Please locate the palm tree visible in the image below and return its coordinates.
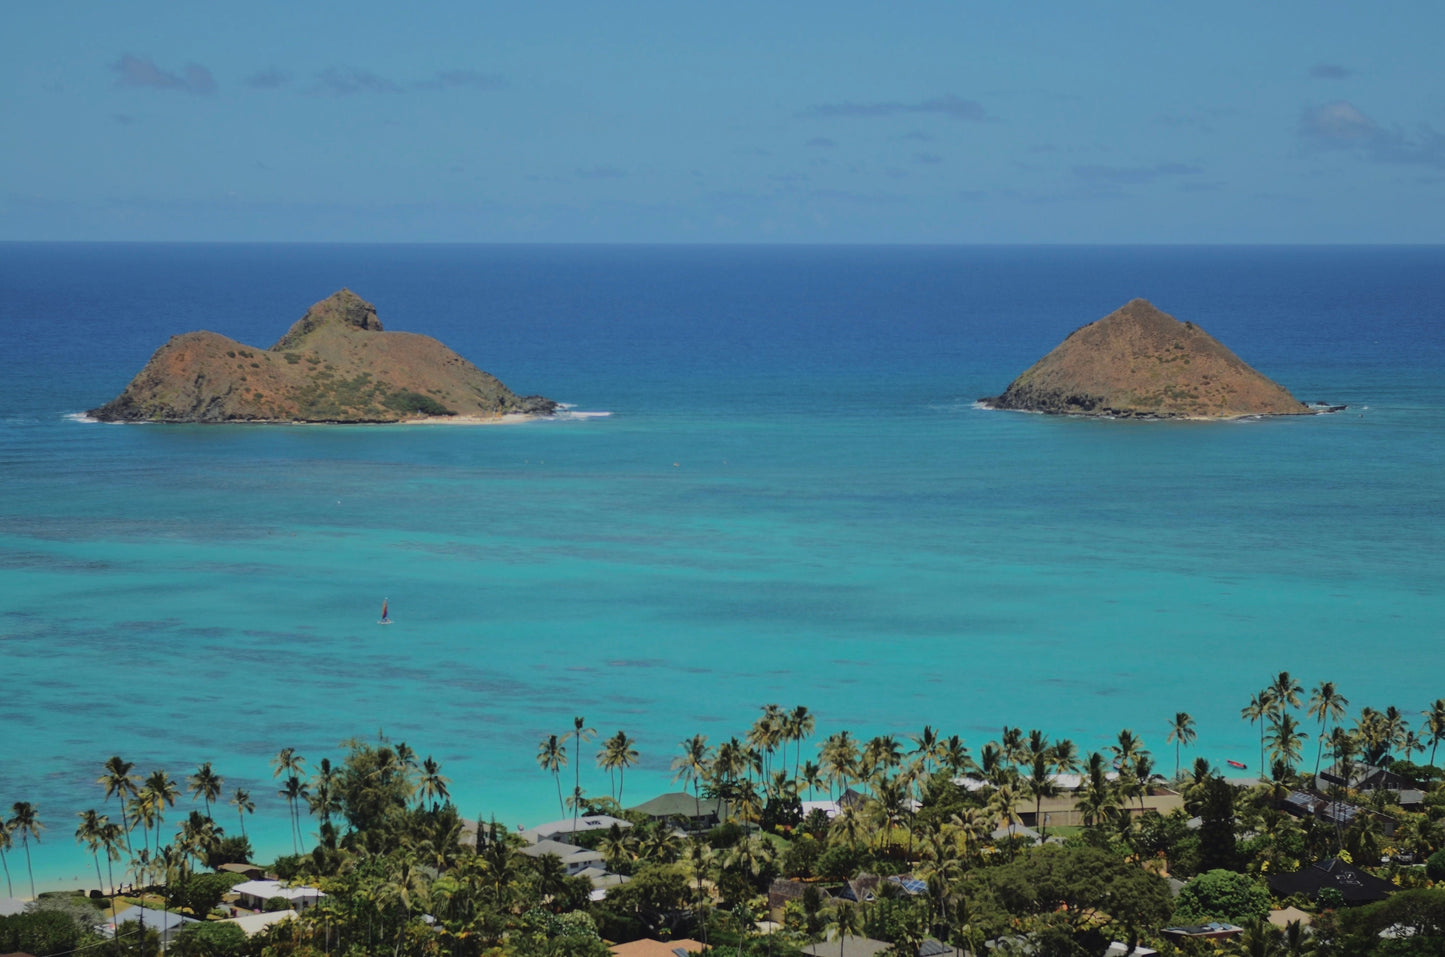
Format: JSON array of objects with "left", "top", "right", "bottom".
[
  {"left": 1108, "top": 729, "right": 1149, "bottom": 771},
  {"left": 1077, "top": 753, "right": 1122, "bottom": 829},
  {"left": 229, "top": 788, "right": 254, "bottom": 838},
  {"left": 97, "top": 756, "right": 137, "bottom": 856},
  {"left": 98, "top": 821, "right": 123, "bottom": 900},
  {"left": 0, "top": 822, "right": 12, "bottom": 897},
  {"left": 1267, "top": 713, "right": 1308, "bottom": 773},
  {"left": 784, "top": 705, "right": 815, "bottom": 778},
  {"left": 862, "top": 734, "right": 902, "bottom": 778},
  {"left": 672, "top": 734, "right": 713, "bottom": 819},
  {"left": 570, "top": 716, "right": 596, "bottom": 828},
  {"left": 1051, "top": 738, "right": 1081, "bottom": 777},
  {"left": 939, "top": 734, "right": 973, "bottom": 779},
  {"left": 280, "top": 775, "right": 309, "bottom": 852},
  {"left": 536, "top": 734, "right": 567, "bottom": 817},
  {"left": 598, "top": 731, "right": 640, "bottom": 805},
  {"left": 748, "top": 705, "right": 783, "bottom": 780},
  {"left": 1023, "top": 750, "right": 1060, "bottom": 838},
  {"left": 820, "top": 731, "right": 860, "bottom": 798},
  {"left": 1242, "top": 690, "right": 1276, "bottom": 774},
  {"left": 1269, "top": 671, "right": 1304, "bottom": 716},
  {"left": 272, "top": 747, "right": 305, "bottom": 781},
  {"left": 1425, "top": 699, "right": 1445, "bottom": 769},
  {"left": 75, "top": 809, "right": 111, "bottom": 894},
  {"left": 8, "top": 802, "right": 43, "bottom": 899},
  {"left": 999, "top": 726, "right": 1027, "bottom": 771},
  {"left": 418, "top": 756, "right": 451, "bottom": 811},
  {"left": 828, "top": 902, "right": 863, "bottom": 957},
  {"left": 187, "top": 762, "right": 223, "bottom": 818},
  {"left": 1307, "top": 682, "right": 1349, "bottom": 781},
  {"left": 1166, "top": 712, "right": 1197, "bottom": 779},
  {"left": 142, "top": 770, "right": 178, "bottom": 853}
]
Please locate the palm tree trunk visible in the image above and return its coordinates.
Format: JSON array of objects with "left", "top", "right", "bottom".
[{"left": 23, "top": 836, "right": 34, "bottom": 899}]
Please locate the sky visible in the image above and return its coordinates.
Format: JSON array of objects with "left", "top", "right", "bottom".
[{"left": 3, "top": 1, "right": 1443, "bottom": 244}]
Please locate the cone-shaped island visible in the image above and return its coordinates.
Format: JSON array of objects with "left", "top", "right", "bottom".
[
  {"left": 89, "top": 289, "right": 557, "bottom": 424},
  {"left": 982, "top": 298, "right": 1319, "bottom": 419}
]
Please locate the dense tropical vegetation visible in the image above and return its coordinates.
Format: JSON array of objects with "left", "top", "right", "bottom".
[{"left": 1, "top": 680, "right": 1443, "bottom": 956}]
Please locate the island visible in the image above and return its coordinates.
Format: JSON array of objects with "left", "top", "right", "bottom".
[
  {"left": 87, "top": 289, "right": 558, "bottom": 423},
  {"left": 981, "top": 298, "right": 1323, "bottom": 419}
]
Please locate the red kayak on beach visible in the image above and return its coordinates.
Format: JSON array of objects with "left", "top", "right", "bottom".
[{"left": 1226, "top": 760, "right": 1246, "bottom": 769}]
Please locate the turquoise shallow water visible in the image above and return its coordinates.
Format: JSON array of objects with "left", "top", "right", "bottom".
[{"left": 0, "top": 243, "right": 1441, "bottom": 890}]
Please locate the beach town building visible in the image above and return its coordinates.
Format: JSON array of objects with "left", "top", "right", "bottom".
[
  {"left": 231, "top": 879, "right": 325, "bottom": 912},
  {"left": 1266, "top": 858, "right": 1397, "bottom": 906},
  {"left": 954, "top": 773, "right": 1184, "bottom": 828},
  {"left": 609, "top": 938, "right": 705, "bottom": 957},
  {"left": 519, "top": 814, "right": 631, "bottom": 844},
  {"left": 518, "top": 838, "right": 607, "bottom": 877},
  {"left": 627, "top": 792, "right": 728, "bottom": 831},
  {"left": 106, "top": 905, "right": 198, "bottom": 945}
]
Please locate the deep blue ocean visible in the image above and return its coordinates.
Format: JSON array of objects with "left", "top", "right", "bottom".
[{"left": 1, "top": 243, "right": 1441, "bottom": 891}]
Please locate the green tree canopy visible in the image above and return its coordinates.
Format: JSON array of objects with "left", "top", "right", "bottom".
[
  {"left": 1171, "top": 868, "right": 1272, "bottom": 926},
  {"left": 967, "top": 844, "right": 1173, "bottom": 954}
]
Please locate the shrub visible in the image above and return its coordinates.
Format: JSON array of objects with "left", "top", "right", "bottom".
[
  {"left": 1173, "top": 869, "right": 1272, "bottom": 925},
  {"left": 1426, "top": 848, "right": 1445, "bottom": 882},
  {"left": 263, "top": 896, "right": 292, "bottom": 912}
]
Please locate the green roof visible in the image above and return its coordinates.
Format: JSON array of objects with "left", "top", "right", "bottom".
[{"left": 628, "top": 792, "right": 727, "bottom": 818}]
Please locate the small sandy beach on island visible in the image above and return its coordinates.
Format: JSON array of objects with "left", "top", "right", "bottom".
[{"left": 398, "top": 412, "right": 543, "bottom": 426}]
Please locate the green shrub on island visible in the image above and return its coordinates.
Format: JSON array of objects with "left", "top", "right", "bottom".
[{"left": 382, "top": 390, "right": 455, "bottom": 417}]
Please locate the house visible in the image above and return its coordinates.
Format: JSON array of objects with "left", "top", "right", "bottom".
[
  {"left": 628, "top": 793, "right": 728, "bottom": 830},
  {"left": 802, "top": 936, "right": 891, "bottom": 957},
  {"left": 1280, "top": 791, "right": 1395, "bottom": 836},
  {"left": 1267, "top": 858, "right": 1396, "bottom": 905},
  {"left": 231, "top": 879, "right": 325, "bottom": 912},
  {"left": 1160, "top": 922, "right": 1243, "bottom": 941},
  {"left": 217, "top": 862, "right": 265, "bottom": 880},
  {"left": 520, "top": 814, "right": 631, "bottom": 845},
  {"left": 107, "top": 906, "right": 198, "bottom": 945},
  {"left": 609, "top": 938, "right": 705, "bottom": 957},
  {"left": 578, "top": 867, "right": 630, "bottom": 902},
  {"left": 1319, "top": 762, "right": 1415, "bottom": 792},
  {"left": 518, "top": 838, "right": 607, "bottom": 876}
]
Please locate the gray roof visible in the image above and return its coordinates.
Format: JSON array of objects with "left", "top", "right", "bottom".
[
  {"left": 802, "top": 936, "right": 892, "bottom": 957},
  {"left": 0, "top": 897, "right": 28, "bottom": 917},
  {"left": 520, "top": 814, "right": 630, "bottom": 843},
  {"left": 518, "top": 838, "right": 604, "bottom": 863}
]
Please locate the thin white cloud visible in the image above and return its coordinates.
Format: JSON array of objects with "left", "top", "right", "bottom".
[
  {"left": 1300, "top": 100, "right": 1445, "bottom": 168},
  {"left": 111, "top": 55, "right": 216, "bottom": 95}
]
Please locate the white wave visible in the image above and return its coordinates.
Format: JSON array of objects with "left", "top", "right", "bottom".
[
  {"left": 555, "top": 410, "right": 613, "bottom": 420},
  {"left": 62, "top": 412, "right": 102, "bottom": 424}
]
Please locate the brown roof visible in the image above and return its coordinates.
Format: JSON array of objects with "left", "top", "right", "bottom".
[{"left": 610, "top": 939, "right": 706, "bottom": 957}]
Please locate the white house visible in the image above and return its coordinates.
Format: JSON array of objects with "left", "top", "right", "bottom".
[{"left": 232, "top": 879, "right": 325, "bottom": 912}]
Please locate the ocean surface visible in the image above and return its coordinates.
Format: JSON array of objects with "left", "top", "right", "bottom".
[{"left": 1, "top": 243, "right": 1441, "bottom": 890}]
